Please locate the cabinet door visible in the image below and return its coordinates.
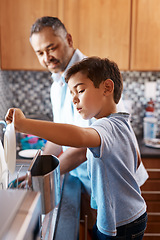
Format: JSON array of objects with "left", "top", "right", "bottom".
[
  {"left": 0, "top": 0, "right": 59, "bottom": 70},
  {"left": 131, "top": 0, "right": 160, "bottom": 71},
  {"left": 0, "top": 0, "right": 131, "bottom": 70},
  {"left": 141, "top": 158, "right": 160, "bottom": 239},
  {"left": 62, "top": 0, "right": 131, "bottom": 70}
]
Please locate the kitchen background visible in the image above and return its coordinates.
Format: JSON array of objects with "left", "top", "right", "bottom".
[
  {"left": 0, "top": 69, "right": 160, "bottom": 138},
  {"left": 0, "top": 0, "right": 160, "bottom": 139},
  {"left": 1, "top": 2, "right": 160, "bottom": 239}
]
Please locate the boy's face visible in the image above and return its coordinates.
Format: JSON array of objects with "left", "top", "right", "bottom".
[
  {"left": 30, "top": 27, "right": 74, "bottom": 74},
  {"left": 68, "top": 72, "right": 107, "bottom": 120}
]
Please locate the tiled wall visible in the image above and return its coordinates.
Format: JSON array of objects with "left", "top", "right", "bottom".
[
  {"left": 0, "top": 70, "right": 160, "bottom": 138},
  {"left": 122, "top": 71, "right": 160, "bottom": 136},
  {"left": 0, "top": 70, "right": 52, "bottom": 120}
]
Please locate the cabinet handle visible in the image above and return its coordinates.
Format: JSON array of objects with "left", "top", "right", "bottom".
[
  {"left": 80, "top": 215, "right": 88, "bottom": 240},
  {"left": 84, "top": 215, "right": 88, "bottom": 240}
]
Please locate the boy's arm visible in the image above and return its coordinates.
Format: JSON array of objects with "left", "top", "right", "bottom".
[{"left": 6, "top": 108, "right": 101, "bottom": 148}]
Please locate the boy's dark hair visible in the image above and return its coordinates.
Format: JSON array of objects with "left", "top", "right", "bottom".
[
  {"left": 30, "top": 16, "right": 67, "bottom": 38},
  {"left": 65, "top": 57, "right": 123, "bottom": 104}
]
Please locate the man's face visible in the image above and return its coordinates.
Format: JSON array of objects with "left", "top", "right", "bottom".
[{"left": 30, "top": 27, "right": 74, "bottom": 73}]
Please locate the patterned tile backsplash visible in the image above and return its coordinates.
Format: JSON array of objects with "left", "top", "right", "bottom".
[
  {"left": 0, "top": 70, "right": 52, "bottom": 119},
  {"left": 122, "top": 71, "right": 160, "bottom": 137},
  {"left": 0, "top": 70, "right": 160, "bottom": 138}
]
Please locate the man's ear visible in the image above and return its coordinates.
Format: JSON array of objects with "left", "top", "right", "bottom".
[
  {"left": 103, "top": 79, "right": 114, "bottom": 95},
  {"left": 66, "top": 33, "right": 73, "bottom": 47}
]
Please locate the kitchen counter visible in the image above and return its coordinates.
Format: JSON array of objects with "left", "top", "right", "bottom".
[
  {"left": 137, "top": 137, "right": 160, "bottom": 158},
  {"left": 53, "top": 173, "right": 81, "bottom": 240},
  {"left": 42, "top": 173, "right": 81, "bottom": 240}
]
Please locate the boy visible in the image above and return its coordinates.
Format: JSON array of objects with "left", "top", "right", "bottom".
[{"left": 6, "top": 57, "right": 147, "bottom": 239}]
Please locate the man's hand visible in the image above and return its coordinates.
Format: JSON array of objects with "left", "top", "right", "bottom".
[{"left": 8, "top": 174, "right": 32, "bottom": 189}]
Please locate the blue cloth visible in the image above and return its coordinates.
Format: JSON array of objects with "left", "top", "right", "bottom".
[{"left": 88, "top": 113, "right": 146, "bottom": 236}]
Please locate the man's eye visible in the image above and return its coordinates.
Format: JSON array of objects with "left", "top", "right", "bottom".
[
  {"left": 37, "top": 52, "right": 43, "bottom": 56},
  {"left": 49, "top": 47, "right": 56, "bottom": 52}
]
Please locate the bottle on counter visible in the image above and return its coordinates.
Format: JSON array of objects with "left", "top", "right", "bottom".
[
  {"left": 143, "top": 98, "right": 157, "bottom": 140},
  {"left": 145, "top": 98, "right": 155, "bottom": 117}
]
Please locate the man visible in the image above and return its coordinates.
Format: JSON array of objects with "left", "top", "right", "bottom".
[
  {"left": 30, "top": 16, "right": 98, "bottom": 230},
  {"left": 29, "top": 16, "right": 148, "bottom": 230}
]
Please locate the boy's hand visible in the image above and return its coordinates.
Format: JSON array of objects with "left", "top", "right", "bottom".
[
  {"left": 5, "top": 108, "right": 26, "bottom": 131},
  {"left": 5, "top": 108, "right": 14, "bottom": 124}
]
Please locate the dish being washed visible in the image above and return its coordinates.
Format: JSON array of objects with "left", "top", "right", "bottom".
[
  {"left": 0, "top": 140, "right": 8, "bottom": 189},
  {"left": 4, "top": 122, "right": 16, "bottom": 174}
]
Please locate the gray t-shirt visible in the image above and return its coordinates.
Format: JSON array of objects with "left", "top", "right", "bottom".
[{"left": 88, "top": 113, "right": 146, "bottom": 236}]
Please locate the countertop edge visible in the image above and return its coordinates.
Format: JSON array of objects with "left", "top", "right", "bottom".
[
  {"left": 53, "top": 173, "right": 81, "bottom": 240},
  {"left": 137, "top": 137, "right": 160, "bottom": 159}
]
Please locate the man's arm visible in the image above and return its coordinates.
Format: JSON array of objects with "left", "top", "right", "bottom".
[
  {"left": 43, "top": 140, "right": 87, "bottom": 175},
  {"left": 59, "top": 147, "right": 87, "bottom": 175},
  {"left": 42, "top": 140, "right": 62, "bottom": 156}
]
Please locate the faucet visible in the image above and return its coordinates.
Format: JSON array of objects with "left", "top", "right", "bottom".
[{"left": 0, "top": 120, "right": 7, "bottom": 133}]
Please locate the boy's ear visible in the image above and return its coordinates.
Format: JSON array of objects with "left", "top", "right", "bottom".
[{"left": 103, "top": 79, "right": 114, "bottom": 95}]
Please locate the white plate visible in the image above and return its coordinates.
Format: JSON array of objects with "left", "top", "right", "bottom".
[
  {"left": 0, "top": 140, "right": 8, "bottom": 189},
  {"left": 18, "top": 149, "right": 39, "bottom": 158},
  {"left": 4, "top": 122, "right": 16, "bottom": 174},
  {"left": 144, "top": 138, "right": 160, "bottom": 149}
]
